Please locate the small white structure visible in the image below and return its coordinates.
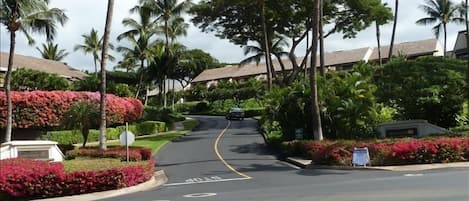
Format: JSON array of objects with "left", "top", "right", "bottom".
[
  {"left": 377, "top": 120, "right": 449, "bottom": 138},
  {"left": 0, "top": 140, "right": 64, "bottom": 162}
]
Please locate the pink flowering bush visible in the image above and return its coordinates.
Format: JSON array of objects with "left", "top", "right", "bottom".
[
  {"left": 0, "top": 158, "right": 154, "bottom": 199},
  {"left": 283, "top": 137, "right": 469, "bottom": 166},
  {"left": 0, "top": 91, "right": 143, "bottom": 128}
]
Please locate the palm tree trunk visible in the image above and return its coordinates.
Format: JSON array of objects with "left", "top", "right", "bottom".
[
  {"left": 135, "top": 59, "right": 145, "bottom": 98},
  {"left": 465, "top": 0, "right": 469, "bottom": 104},
  {"left": 163, "top": 75, "right": 167, "bottom": 108},
  {"left": 165, "top": 19, "right": 169, "bottom": 48},
  {"left": 260, "top": 0, "right": 272, "bottom": 90},
  {"left": 305, "top": 19, "right": 309, "bottom": 79},
  {"left": 376, "top": 22, "right": 382, "bottom": 67},
  {"left": 4, "top": 31, "right": 16, "bottom": 142},
  {"left": 93, "top": 53, "right": 98, "bottom": 75},
  {"left": 99, "top": 0, "right": 114, "bottom": 151},
  {"left": 310, "top": 0, "right": 324, "bottom": 141},
  {"left": 443, "top": 23, "right": 447, "bottom": 56},
  {"left": 319, "top": 0, "right": 325, "bottom": 76},
  {"left": 389, "top": 0, "right": 399, "bottom": 59},
  {"left": 81, "top": 127, "right": 89, "bottom": 148}
]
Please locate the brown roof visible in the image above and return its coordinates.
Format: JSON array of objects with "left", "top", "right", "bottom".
[
  {"left": 369, "top": 39, "right": 439, "bottom": 60},
  {"left": 192, "top": 39, "right": 440, "bottom": 83},
  {"left": 0, "top": 52, "right": 87, "bottom": 79},
  {"left": 192, "top": 65, "right": 239, "bottom": 83}
]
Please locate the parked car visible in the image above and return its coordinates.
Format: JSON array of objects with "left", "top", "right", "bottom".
[{"left": 226, "top": 108, "right": 245, "bottom": 120}]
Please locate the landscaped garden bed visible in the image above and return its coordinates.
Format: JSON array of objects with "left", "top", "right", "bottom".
[
  {"left": 283, "top": 137, "right": 469, "bottom": 166},
  {"left": 0, "top": 147, "right": 154, "bottom": 200}
]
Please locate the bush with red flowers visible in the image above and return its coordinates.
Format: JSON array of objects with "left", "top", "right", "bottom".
[
  {"left": 66, "top": 146, "right": 153, "bottom": 161},
  {"left": 0, "top": 158, "right": 154, "bottom": 199},
  {"left": 282, "top": 137, "right": 469, "bottom": 166},
  {"left": 0, "top": 91, "right": 143, "bottom": 129}
]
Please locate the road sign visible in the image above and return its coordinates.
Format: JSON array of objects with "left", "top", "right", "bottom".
[
  {"left": 295, "top": 128, "right": 304, "bottom": 140},
  {"left": 352, "top": 147, "right": 370, "bottom": 166},
  {"left": 119, "top": 131, "right": 135, "bottom": 146}
]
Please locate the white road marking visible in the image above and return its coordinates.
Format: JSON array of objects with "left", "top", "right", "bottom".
[
  {"left": 183, "top": 193, "right": 217, "bottom": 198},
  {"left": 404, "top": 173, "right": 424, "bottom": 177},
  {"left": 164, "top": 177, "right": 250, "bottom": 186}
]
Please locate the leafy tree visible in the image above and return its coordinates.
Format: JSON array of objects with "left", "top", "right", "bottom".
[
  {"left": 36, "top": 42, "right": 69, "bottom": 61},
  {"left": 12, "top": 69, "right": 69, "bottom": 90},
  {"left": 0, "top": 0, "right": 68, "bottom": 142},
  {"left": 190, "top": 0, "right": 392, "bottom": 85},
  {"left": 74, "top": 28, "right": 115, "bottom": 74},
  {"left": 171, "top": 49, "right": 220, "bottom": 89},
  {"left": 61, "top": 101, "right": 99, "bottom": 147},
  {"left": 375, "top": 56, "right": 466, "bottom": 128},
  {"left": 416, "top": 0, "right": 465, "bottom": 54},
  {"left": 99, "top": 0, "right": 115, "bottom": 150}
]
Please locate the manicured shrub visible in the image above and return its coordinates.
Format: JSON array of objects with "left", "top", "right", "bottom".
[
  {"left": 136, "top": 121, "right": 166, "bottom": 135},
  {"left": 283, "top": 137, "right": 469, "bottom": 166},
  {"left": 0, "top": 91, "right": 143, "bottom": 129},
  {"left": 243, "top": 108, "right": 264, "bottom": 118},
  {"left": 65, "top": 146, "right": 152, "bottom": 161},
  {"left": 47, "top": 127, "right": 121, "bottom": 145},
  {"left": 0, "top": 158, "right": 154, "bottom": 199}
]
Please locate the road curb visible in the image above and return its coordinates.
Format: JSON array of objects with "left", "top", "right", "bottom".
[
  {"left": 34, "top": 170, "right": 168, "bottom": 201},
  {"left": 284, "top": 157, "right": 469, "bottom": 171}
]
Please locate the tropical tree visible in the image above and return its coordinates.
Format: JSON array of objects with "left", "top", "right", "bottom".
[
  {"left": 99, "top": 0, "right": 114, "bottom": 151},
  {"left": 388, "top": 0, "right": 398, "bottom": 59},
  {"left": 416, "top": 0, "right": 465, "bottom": 55},
  {"left": 61, "top": 101, "right": 99, "bottom": 147},
  {"left": 0, "top": 0, "right": 68, "bottom": 142},
  {"left": 167, "top": 16, "right": 189, "bottom": 43},
  {"left": 36, "top": 42, "right": 69, "bottom": 61},
  {"left": 74, "top": 28, "right": 115, "bottom": 74},
  {"left": 240, "top": 37, "right": 288, "bottom": 69},
  {"left": 310, "top": 0, "right": 323, "bottom": 141},
  {"left": 172, "top": 49, "right": 220, "bottom": 89},
  {"left": 373, "top": 2, "right": 393, "bottom": 66},
  {"left": 114, "top": 53, "right": 138, "bottom": 72}
]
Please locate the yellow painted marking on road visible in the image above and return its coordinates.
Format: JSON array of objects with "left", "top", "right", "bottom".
[{"left": 214, "top": 121, "right": 252, "bottom": 179}]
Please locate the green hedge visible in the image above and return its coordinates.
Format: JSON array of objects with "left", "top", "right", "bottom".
[
  {"left": 244, "top": 108, "right": 264, "bottom": 118},
  {"left": 136, "top": 121, "right": 166, "bottom": 135},
  {"left": 46, "top": 128, "right": 120, "bottom": 145},
  {"left": 46, "top": 121, "right": 165, "bottom": 145}
]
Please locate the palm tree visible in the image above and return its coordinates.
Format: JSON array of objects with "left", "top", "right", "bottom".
[
  {"left": 416, "top": 0, "right": 465, "bottom": 55},
  {"left": 167, "top": 16, "right": 189, "bottom": 43},
  {"left": 99, "top": 0, "right": 115, "bottom": 151},
  {"left": 140, "top": 0, "right": 192, "bottom": 48},
  {"left": 36, "top": 42, "right": 69, "bottom": 61},
  {"left": 388, "top": 0, "right": 398, "bottom": 59},
  {"left": 310, "top": 0, "right": 324, "bottom": 141},
  {"left": 74, "top": 28, "right": 115, "bottom": 74},
  {"left": 240, "top": 37, "right": 288, "bottom": 66},
  {"left": 374, "top": 2, "right": 393, "bottom": 67},
  {"left": 61, "top": 101, "right": 99, "bottom": 148},
  {"left": 114, "top": 53, "right": 138, "bottom": 72},
  {"left": 0, "top": 0, "right": 68, "bottom": 142}
]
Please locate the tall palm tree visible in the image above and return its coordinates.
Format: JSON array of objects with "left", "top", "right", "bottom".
[
  {"left": 240, "top": 37, "right": 288, "bottom": 67},
  {"left": 118, "top": 4, "right": 158, "bottom": 98},
  {"left": 310, "top": 0, "right": 324, "bottom": 141},
  {"left": 74, "top": 28, "right": 115, "bottom": 74},
  {"left": 375, "top": 2, "right": 393, "bottom": 67},
  {"left": 114, "top": 53, "right": 138, "bottom": 72},
  {"left": 167, "top": 16, "right": 189, "bottom": 43},
  {"left": 0, "top": 0, "right": 67, "bottom": 142},
  {"left": 36, "top": 42, "right": 69, "bottom": 61},
  {"left": 99, "top": 0, "right": 115, "bottom": 151},
  {"left": 416, "top": 0, "right": 465, "bottom": 55},
  {"left": 140, "top": 0, "right": 192, "bottom": 48},
  {"left": 388, "top": 0, "right": 398, "bottom": 59}
]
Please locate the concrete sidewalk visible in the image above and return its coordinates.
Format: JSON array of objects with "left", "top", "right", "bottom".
[{"left": 286, "top": 157, "right": 469, "bottom": 171}]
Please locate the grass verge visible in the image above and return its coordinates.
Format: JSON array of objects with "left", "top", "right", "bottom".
[{"left": 63, "top": 157, "right": 147, "bottom": 173}]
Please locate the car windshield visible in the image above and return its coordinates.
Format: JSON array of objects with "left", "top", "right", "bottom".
[{"left": 230, "top": 108, "right": 243, "bottom": 112}]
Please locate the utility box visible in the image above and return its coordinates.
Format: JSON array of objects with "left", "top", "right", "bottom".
[
  {"left": 0, "top": 140, "right": 64, "bottom": 162},
  {"left": 377, "top": 120, "right": 449, "bottom": 138}
]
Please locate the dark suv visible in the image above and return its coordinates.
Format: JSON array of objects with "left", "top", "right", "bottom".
[{"left": 226, "top": 108, "right": 245, "bottom": 120}]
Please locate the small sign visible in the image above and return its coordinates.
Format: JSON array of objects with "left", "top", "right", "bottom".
[
  {"left": 119, "top": 131, "right": 135, "bottom": 146},
  {"left": 18, "top": 150, "right": 49, "bottom": 160},
  {"left": 352, "top": 147, "right": 370, "bottom": 166},
  {"left": 295, "top": 128, "right": 304, "bottom": 140}
]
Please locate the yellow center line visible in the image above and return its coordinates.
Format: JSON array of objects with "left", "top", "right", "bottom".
[{"left": 214, "top": 120, "right": 252, "bottom": 179}]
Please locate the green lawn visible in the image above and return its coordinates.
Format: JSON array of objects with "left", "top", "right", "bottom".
[{"left": 63, "top": 157, "right": 147, "bottom": 173}]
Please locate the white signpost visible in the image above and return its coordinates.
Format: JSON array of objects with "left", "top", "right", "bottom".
[
  {"left": 352, "top": 147, "right": 370, "bottom": 167},
  {"left": 119, "top": 123, "right": 135, "bottom": 162}
]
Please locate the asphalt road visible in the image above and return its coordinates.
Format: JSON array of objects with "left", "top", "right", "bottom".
[{"left": 100, "top": 116, "right": 469, "bottom": 201}]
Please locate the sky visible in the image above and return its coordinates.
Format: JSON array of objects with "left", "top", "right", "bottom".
[{"left": 0, "top": 0, "right": 466, "bottom": 72}]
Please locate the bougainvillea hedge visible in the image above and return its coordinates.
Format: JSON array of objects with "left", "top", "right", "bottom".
[
  {"left": 0, "top": 91, "right": 143, "bottom": 129},
  {"left": 0, "top": 158, "right": 154, "bottom": 199},
  {"left": 283, "top": 137, "right": 469, "bottom": 166},
  {"left": 66, "top": 146, "right": 153, "bottom": 161}
]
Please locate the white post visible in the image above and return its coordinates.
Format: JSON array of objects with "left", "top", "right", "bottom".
[{"left": 125, "top": 122, "right": 129, "bottom": 163}]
